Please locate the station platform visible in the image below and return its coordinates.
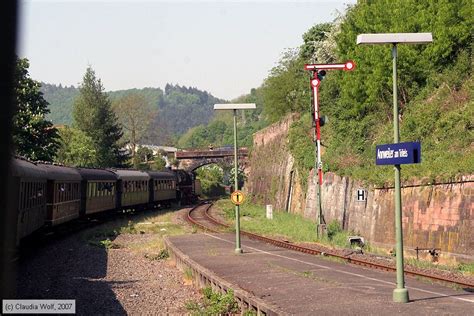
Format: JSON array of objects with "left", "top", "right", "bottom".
[{"left": 165, "top": 233, "right": 474, "bottom": 315}]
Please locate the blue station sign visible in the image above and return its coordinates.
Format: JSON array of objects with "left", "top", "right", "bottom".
[{"left": 376, "top": 142, "right": 421, "bottom": 165}]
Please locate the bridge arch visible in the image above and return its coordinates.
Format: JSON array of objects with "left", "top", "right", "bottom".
[{"left": 175, "top": 148, "right": 249, "bottom": 172}]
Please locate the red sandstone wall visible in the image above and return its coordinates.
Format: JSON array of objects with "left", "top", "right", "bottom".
[{"left": 306, "top": 172, "right": 474, "bottom": 259}]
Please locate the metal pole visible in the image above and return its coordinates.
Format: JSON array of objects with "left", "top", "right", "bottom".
[
  {"left": 311, "top": 73, "right": 324, "bottom": 238},
  {"left": 392, "top": 44, "right": 409, "bottom": 303},
  {"left": 233, "top": 109, "right": 242, "bottom": 254}
]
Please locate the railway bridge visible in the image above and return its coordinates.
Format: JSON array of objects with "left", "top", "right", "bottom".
[{"left": 175, "top": 148, "right": 249, "bottom": 171}]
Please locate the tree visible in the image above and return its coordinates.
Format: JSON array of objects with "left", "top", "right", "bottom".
[
  {"left": 300, "top": 22, "right": 334, "bottom": 62},
  {"left": 112, "top": 93, "right": 156, "bottom": 164},
  {"left": 12, "top": 58, "right": 59, "bottom": 161},
  {"left": 73, "top": 66, "right": 127, "bottom": 167},
  {"left": 55, "top": 126, "right": 96, "bottom": 167},
  {"left": 153, "top": 156, "right": 166, "bottom": 171}
]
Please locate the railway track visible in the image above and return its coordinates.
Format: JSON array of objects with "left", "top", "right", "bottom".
[{"left": 187, "top": 201, "right": 474, "bottom": 289}]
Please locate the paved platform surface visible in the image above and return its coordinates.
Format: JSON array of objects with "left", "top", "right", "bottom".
[{"left": 167, "top": 233, "right": 474, "bottom": 315}]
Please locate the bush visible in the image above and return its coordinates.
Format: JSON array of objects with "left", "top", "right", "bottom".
[{"left": 326, "top": 220, "right": 343, "bottom": 240}]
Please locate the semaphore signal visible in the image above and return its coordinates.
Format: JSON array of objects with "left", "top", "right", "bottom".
[{"left": 304, "top": 60, "right": 356, "bottom": 238}]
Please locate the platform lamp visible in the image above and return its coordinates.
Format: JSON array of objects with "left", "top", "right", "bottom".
[
  {"left": 214, "top": 103, "right": 256, "bottom": 254},
  {"left": 356, "top": 33, "right": 433, "bottom": 303}
]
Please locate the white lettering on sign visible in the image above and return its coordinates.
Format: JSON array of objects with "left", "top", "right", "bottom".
[
  {"left": 377, "top": 148, "right": 394, "bottom": 159},
  {"left": 399, "top": 149, "right": 408, "bottom": 157}
]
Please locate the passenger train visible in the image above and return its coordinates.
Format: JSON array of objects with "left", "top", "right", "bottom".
[{"left": 11, "top": 157, "right": 201, "bottom": 241}]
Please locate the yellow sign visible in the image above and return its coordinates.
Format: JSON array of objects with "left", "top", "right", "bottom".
[{"left": 230, "top": 190, "right": 245, "bottom": 205}]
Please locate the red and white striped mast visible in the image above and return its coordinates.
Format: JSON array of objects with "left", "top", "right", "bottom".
[{"left": 304, "top": 60, "right": 355, "bottom": 237}]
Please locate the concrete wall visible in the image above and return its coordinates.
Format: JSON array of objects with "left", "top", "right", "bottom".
[{"left": 246, "top": 114, "right": 474, "bottom": 261}]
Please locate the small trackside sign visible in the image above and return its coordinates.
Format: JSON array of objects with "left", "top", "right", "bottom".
[
  {"left": 357, "top": 189, "right": 367, "bottom": 202},
  {"left": 376, "top": 142, "right": 421, "bottom": 165},
  {"left": 230, "top": 190, "right": 245, "bottom": 205}
]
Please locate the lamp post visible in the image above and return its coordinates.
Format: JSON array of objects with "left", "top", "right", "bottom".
[
  {"left": 357, "top": 33, "right": 432, "bottom": 303},
  {"left": 214, "top": 103, "right": 256, "bottom": 254}
]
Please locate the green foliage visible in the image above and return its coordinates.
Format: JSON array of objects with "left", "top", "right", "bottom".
[
  {"left": 12, "top": 58, "right": 59, "bottom": 161},
  {"left": 41, "top": 83, "right": 78, "bottom": 125},
  {"left": 300, "top": 22, "right": 334, "bottom": 62},
  {"left": 145, "top": 249, "right": 169, "bottom": 261},
  {"left": 149, "top": 84, "right": 226, "bottom": 145},
  {"left": 73, "top": 66, "right": 128, "bottom": 167},
  {"left": 43, "top": 83, "right": 226, "bottom": 147},
  {"left": 112, "top": 93, "right": 156, "bottom": 162},
  {"left": 217, "top": 199, "right": 361, "bottom": 248},
  {"left": 264, "top": 0, "right": 474, "bottom": 185},
  {"left": 55, "top": 126, "right": 96, "bottom": 167},
  {"left": 196, "top": 165, "right": 225, "bottom": 197},
  {"left": 262, "top": 49, "right": 310, "bottom": 123},
  {"left": 153, "top": 156, "right": 166, "bottom": 171},
  {"left": 186, "top": 287, "right": 239, "bottom": 316},
  {"left": 288, "top": 113, "right": 315, "bottom": 188},
  {"left": 326, "top": 220, "right": 343, "bottom": 240},
  {"left": 177, "top": 87, "right": 267, "bottom": 149},
  {"left": 217, "top": 199, "right": 319, "bottom": 243}
]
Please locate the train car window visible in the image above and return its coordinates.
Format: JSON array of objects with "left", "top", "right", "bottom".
[
  {"left": 32, "top": 182, "right": 36, "bottom": 207},
  {"left": 38, "top": 185, "right": 43, "bottom": 204},
  {"left": 35, "top": 182, "right": 39, "bottom": 206},
  {"left": 32, "top": 182, "right": 36, "bottom": 206},
  {"left": 29, "top": 182, "right": 33, "bottom": 208},
  {"left": 19, "top": 182, "right": 24, "bottom": 210},
  {"left": 73, "top": 183, "right": 77, "bottom": 199},
  {"left": 54, "top": 183, "right": 59, "bottom": 202},
  {"left": 58, "top": 183, "right": 64, "bottom": 202},
  {"left": 24, "top": 182, "right": 28, "bottom": 209},
  {"left": 65, "top": 183, "right": 69, "bottom": 201}
]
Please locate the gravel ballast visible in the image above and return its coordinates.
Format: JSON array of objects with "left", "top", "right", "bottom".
[{"left": 17, "top": 209, "right": 202, "bottom": 315}]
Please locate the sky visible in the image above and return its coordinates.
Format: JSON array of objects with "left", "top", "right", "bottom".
[{"left": 19, "top": 0, "right": 356, "bottom": 100}]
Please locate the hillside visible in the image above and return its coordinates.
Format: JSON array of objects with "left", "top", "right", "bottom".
[
  {"left": 41, "top": 83, "right": 226, "bottom": 145},
  {"left": 176, "top": 0, "right": 473, "bottom": 185}
]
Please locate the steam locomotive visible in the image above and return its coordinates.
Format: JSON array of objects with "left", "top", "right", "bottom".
[{"left": 10, "top": 157, "right": 201, "bottom": 241}]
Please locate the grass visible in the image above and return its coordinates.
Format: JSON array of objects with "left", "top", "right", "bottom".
[
  {"left": 186, "top": 287, "right": 239, "bottom": 316},
  {"left": 82, "top": 208, "right": 190, "bottom": 256},
  {"left": 216, "top": 199, "right": 355, "bottom": 248},
  {"left": 216, "top": 199, "right": 319, "bottom": 243},
  {"left": 405, "top": 258, "right": 474, "bottom": 277}
]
